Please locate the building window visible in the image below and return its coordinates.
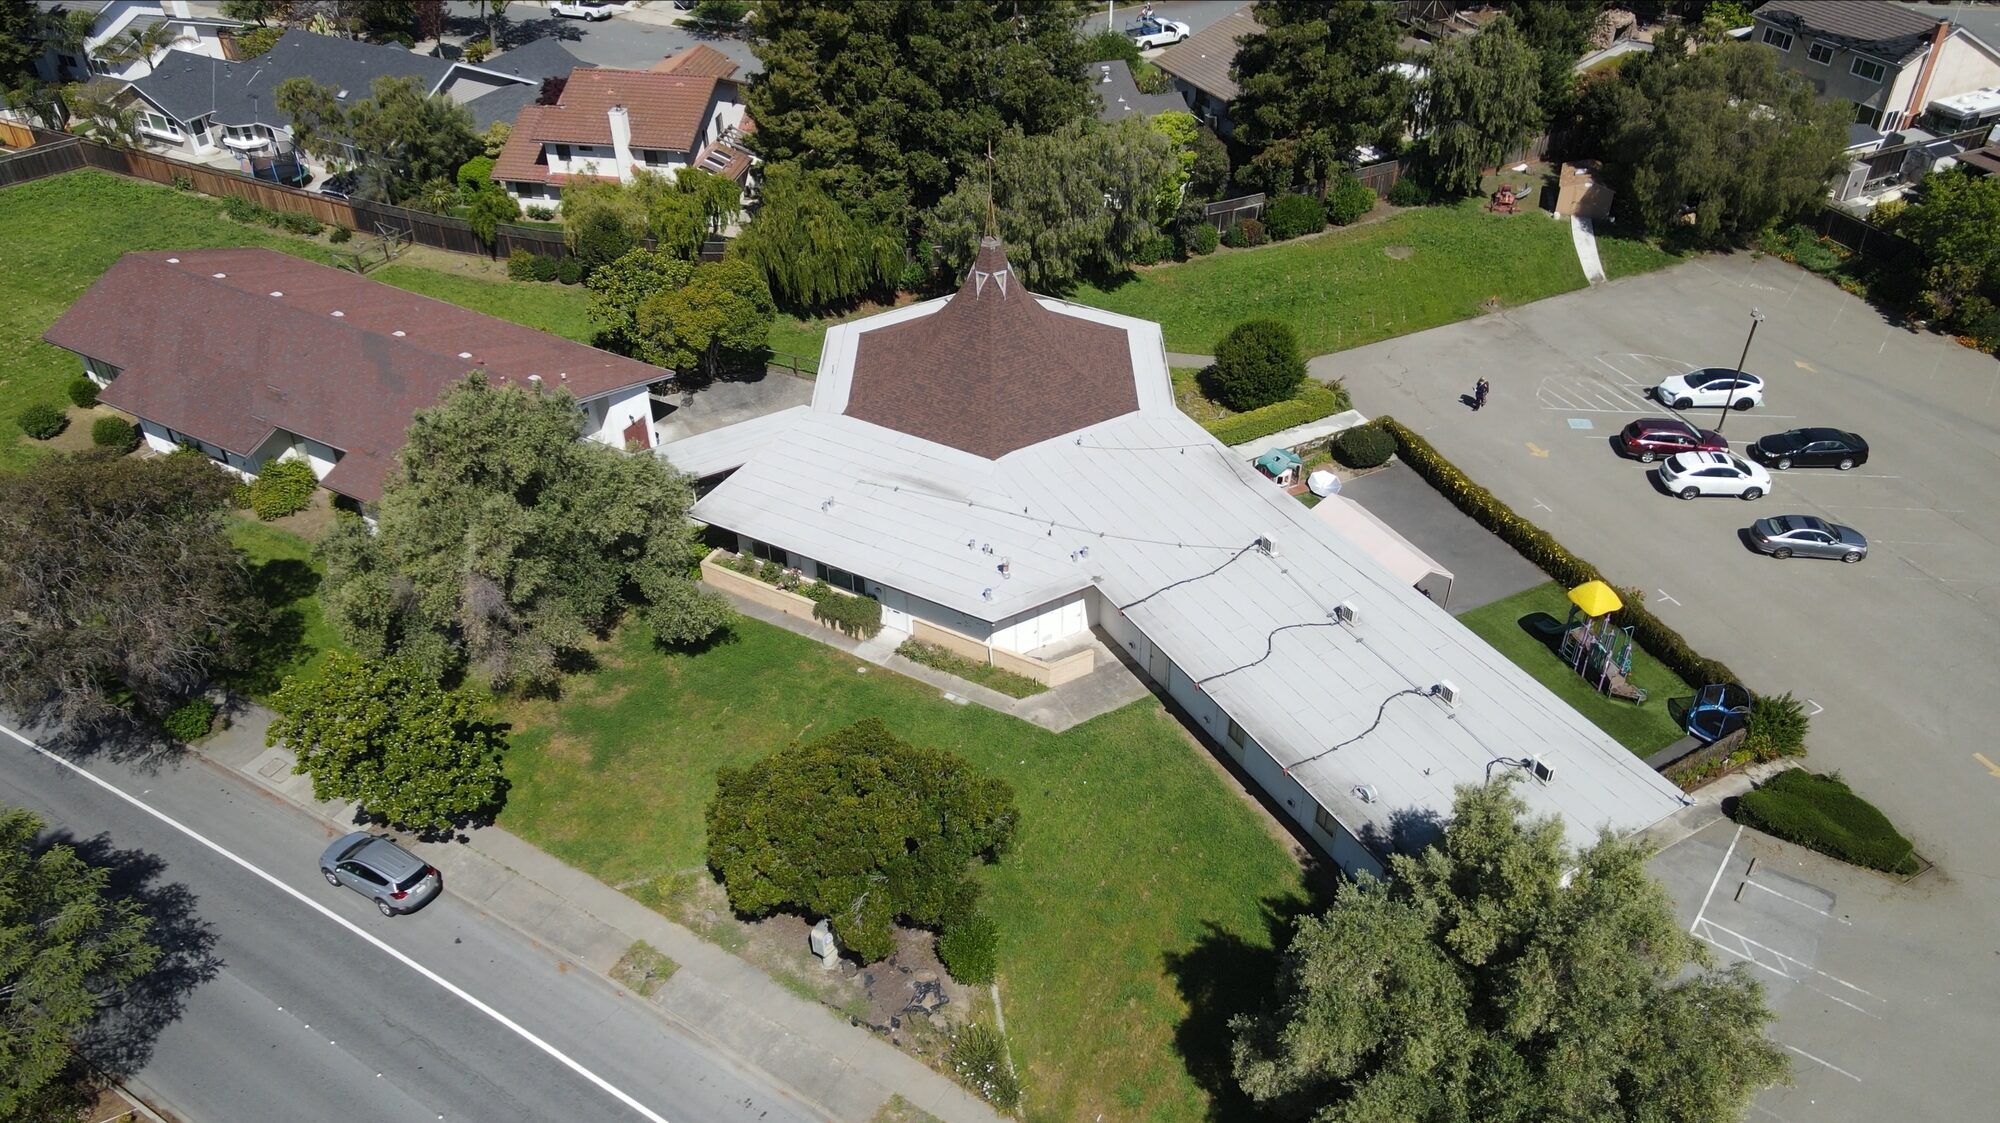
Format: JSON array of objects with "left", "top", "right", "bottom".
[
  {"left": 1850, "top": 57, "right": 1887, "bottom": 83},
  {"left": 815, "top": 563, "right": 864, "bottom": 594},
  {"left": 1807, "top": 41, "right": 1834, "bottom": 65},
  {"left": 1312, "top": 803, "right": 1340, "bottom": 835},
  {"left": 1855, "top": 101, "right": 1884, "bottom": 129},
  {"left": 747, "top": 538, "right": 784, "bottom": 563},
  {"left": 554, "top": 143, "right": 571, "bottom": 162},
  {"left": 1226, "top": 718, "right": 1246, "bottom": 747},
  {"left": 139, "top": 110, "right": 180, "bottom": 138},
  {"left": 1761, "top": 26, "right": 1793, "bottom": 51}
]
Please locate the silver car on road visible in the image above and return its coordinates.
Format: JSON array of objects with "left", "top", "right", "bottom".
[
  {"left": 1747, "top": 514, "right": 1868, "bottom": 563},
  {"left": 319, "top": 832, "right": 441, "bottom": 916}
]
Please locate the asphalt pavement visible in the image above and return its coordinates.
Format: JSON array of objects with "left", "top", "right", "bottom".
[{"left": 0, "top": 726, "right": 824, "bottom": 1123}]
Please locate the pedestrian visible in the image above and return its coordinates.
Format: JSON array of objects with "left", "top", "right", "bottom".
[
  {"left": 1474, "top": 377, "right": 1490, "bottom": 411},
  {"left": 1142, "top": 1, "right": 1155, "bottom": 21}
]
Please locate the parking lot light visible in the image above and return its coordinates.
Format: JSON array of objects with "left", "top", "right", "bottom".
[{"left": 1718, "top": 308, "right": 1765, "bottom": 434}]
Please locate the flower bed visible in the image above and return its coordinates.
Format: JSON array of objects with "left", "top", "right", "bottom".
[{"left": 702, "top": 551, "right": 882, "bottom": 639}]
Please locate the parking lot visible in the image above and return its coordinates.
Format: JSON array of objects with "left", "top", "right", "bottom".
[{"left": 1339, "top": 252, "right": 2000, "bottom": 1119}]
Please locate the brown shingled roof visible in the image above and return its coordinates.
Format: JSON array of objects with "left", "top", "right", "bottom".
[
  {"left": 652, "top": 44, "right": 740, "bottom": 80},
  {"left": 1152, "top": 5, "right": 1263, "bottom": 101},
  {"left": 1753, "top": 0, "right": 1943, "bottom": 64},
  {"left": 844, "top": 238, "right": 1138, "bottom": 459},
  {"left": 42, "top": 250, "right": 663, "bottom": 502},
  {"left": 521, "top": 67, "right": 722, "bottom": 150}
]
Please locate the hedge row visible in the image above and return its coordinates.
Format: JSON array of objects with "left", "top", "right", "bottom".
[
  {"left": 1375, "top": 416, "right": 1742, "bottom": 691},
  {"left": 1204, "top": 381, "right": 1351, "bottom": 447},
  {"left": 1735, "top": 769, "right": 1920, "bottom": 875}
]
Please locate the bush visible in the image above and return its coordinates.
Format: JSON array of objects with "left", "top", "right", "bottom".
[
  {"left": 67, "top": 375, "right": 100, "bottom": 408},
  {"left": 949, "top": 1023, "right": 1021, "bottom": 1111},
  {"left": 531, "top": 254, "right": 561, "bottom": 282},
  {"left": 1331, "top": 422, "right": 1396, "bottom": 469},
  {"left": 19, "top": 402, "right": 67, "bottom": 440},
  {"left": 1743, "top": 691, "right": 1809, "bottom": 760},
  {"left": 161, "top": 697, "right": 216, "bottom": 742},
  {"left": 1183, "top": 221, "right": 1219, "bottom": 256},
  {"left": 91, "top": 415, "right": 137, "bottom": 451},
  {"left": 526, "top": 204, "right": 557, "bottom": 221},
  {"left": 457, "top": 155, "right": 496, "bottom": 197},
  {"left": 937, "top": 910, "right": 999, "bottom": 985},
  {"left": 221, "top": 195, "right": 259, "bottom": 222},
  {"left": 275, "top": 209, "right": 322, "bottom": 236},
  {"left": 1209, "top": 319, "right": 1306, "bottom": 412},
  {"left": 235, "top": 25, "right": 281, "bottom": 58},
  {"left": 1263, "top": 193, "right": 1326, "bottom": 241},
  {"left": 1374, "top": 416, "right": 1742, "bottom": 690},
  {"left": 329, "top": 224, "right": 352, "bottom": 243},
  {"left": 247, "top": 457, "right": 318, "bottom": 520},
  {"left": 1222, "top": 217, "right": 1267, "bottom": 248},
  {"left": 464, "top": 37, "right": 492, "bottom": 63},
  {"left": 1204, "top": 381, "right": 1350, "bottom": 447},
  {"left": 1130, "top": 233, "right": 1174, "bottom": 266},
  {"left": 811, "top": 586, "right": 882, "bottom": 639},
  {"left": 507, "top": 250, "right": 538, "bottom": 280},
  {"left": 1735, "top": 769, "right": 1919, "bottom": 875},
  {"left": 1325, "top": 174, "right": 1378, "bottom": 226},
  {"left": 1387, "top": 177, "right": 1431, "bottom": 207},
  {"left": 556, "top": 256, "right": 584, "bottom": 284}
]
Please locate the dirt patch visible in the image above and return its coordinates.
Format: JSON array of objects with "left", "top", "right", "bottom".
[
  {"left": 1383, "top": 244, "right": 1414, "bottom": 260},
  {"left": 543, "top": 734, "right": 592, "bottom": 766},
  {"left": 1480, "top": 294, "right": 1505, "bottom": 314}
]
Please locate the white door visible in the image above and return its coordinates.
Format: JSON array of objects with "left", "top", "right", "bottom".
[{"left": 868, "top": 583, "right": 911, "bottom": 632}]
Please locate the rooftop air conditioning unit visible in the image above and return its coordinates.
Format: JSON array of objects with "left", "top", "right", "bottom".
[
  {"left": 1256, "top": 534, "right": 1278, "bottom": 556},
  {"left": 1835, "top": 160, "right": 1869, "bottom": 201},
  {"left": 1528, "top": 755, "right": 1557, "bottom": 784},
  {"left": 1334, "top": 601, "right": 1358, "bottom": 625},
  {"left": 1433, "top": 680, "right": 1462, "bottom": 707}
]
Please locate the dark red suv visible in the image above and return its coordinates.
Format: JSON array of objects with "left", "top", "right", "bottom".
[{"left": 1618, "top": 417, "right": 1728, "bottom": 463}]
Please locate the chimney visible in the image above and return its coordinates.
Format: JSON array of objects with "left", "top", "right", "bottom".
[
  {"left": 1905, "top": 20, "right": 1953, "bottom": 129},
  {"left": 607, "top": 104, "right": 635, "bottom": 181}
]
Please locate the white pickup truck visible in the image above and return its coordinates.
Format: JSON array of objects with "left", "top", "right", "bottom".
[
  {"left": 550, "top": 0, "right": 615, "bottom": 20},
  {"left": 1125, "top": 17, "right": 1190, "bottom": 50}
]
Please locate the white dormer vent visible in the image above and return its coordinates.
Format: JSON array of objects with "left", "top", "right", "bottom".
[
  {"left": 1334, "top": 600, "right": 1358, "bottom": 625},
  {"left": 1353, "top": 784, "right": 1379, "bottom": 804},
  {"left": 1433, "top": 680, "right": 1462, "bottom": 707}
]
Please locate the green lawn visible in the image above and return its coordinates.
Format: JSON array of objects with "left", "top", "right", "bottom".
[
  {"left": 1596, "top": 230, "right": 1685, "bottom": 282},
  {"left": 0, "top": 171, "right": 338, "bottom": 472},
  {"left": 502, "top": 619, "right": 1308, "bottom": 1123},
  {"left": 372, "top": 264, "right": 598, "bottom": 343},
  {"left": 1074, "top": 199, "right": 1588, "bottom": 356},
  {"left": 1456, "top": 582, "right": 1692, "bottom": 755},
  {"left": 220, "top": 518, "right": 345, "bottom": 702}
]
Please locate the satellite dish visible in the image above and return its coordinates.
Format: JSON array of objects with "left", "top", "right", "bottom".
[{"left": 1307, "top": 469, "right": 1341, "bottom": 497}]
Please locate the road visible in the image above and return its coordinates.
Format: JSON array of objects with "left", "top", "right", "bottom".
[{"left": 0, "top": 725, "right": 824, "bottom": 1123}]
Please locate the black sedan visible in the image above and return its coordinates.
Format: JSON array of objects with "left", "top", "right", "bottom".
[
  {"left": 1749, "top": 427, "right": 1869, "bottom": 470},
  {"left": 1748, "top": 514, "right": 1868, "bottom": 562}
]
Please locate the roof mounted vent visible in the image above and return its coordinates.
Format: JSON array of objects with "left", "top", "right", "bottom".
[
  {"left": 528, "top": 373, "right": 543, "bottom": 392},
  {"left": 392, "top": 330, "right": 406, "bottom": 337},
  {"left": 1433, "top": 680, "right": 1462, "bottom": 707},
  {"left": 1334, "top": 600, "right": 1358, "bottom": 625},
  {"left": 330, "top": 310, "right": 344, "bottom": 317},
  {"left": 1353, "top": 784, "right": 1379, "bottom": 804},
  {"left": 268, "top": 291, "right": 283, "bottom": 297},
  {"left": 335, "top": 88, "right": 348, "bottom": 99}
]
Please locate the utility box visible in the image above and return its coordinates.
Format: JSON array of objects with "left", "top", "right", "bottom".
[
  {"left": 1556, "top": 161, "right": 1615, "bottom": 219},
  {"left": 809, "top": 919, "right": 838, "bottom": 969}
]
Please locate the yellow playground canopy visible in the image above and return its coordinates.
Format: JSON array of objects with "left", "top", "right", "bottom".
[{"left": 1566, "top": 579, "right": 1623, "bottom": 618}]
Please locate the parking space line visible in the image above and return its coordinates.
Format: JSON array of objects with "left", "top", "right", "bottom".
[
  {"left": 1692, "top": 929, "right": 1879, "bottom": 1016},
  {"left": 1690, "top": 825, "right": 1741, "bottom": 934},
  {"left": 1804, "top": 699, "right": 1824, "bottom": 716},
  {"left": 1785, "top": 1045, "right": 1864, "bottom": 1083},
  {"left": 1695, "top": 918, "right": 1882, "bottom": 1001},
  {"left": 1751, "top": 1104, "right": 1801, "bottom": 1123},
  {"left": 1655, "top": 589, "right": 1681, "bottom": 606},
  {"left": 1742, "top": 878, "right": 1852, "bottom": 924}
]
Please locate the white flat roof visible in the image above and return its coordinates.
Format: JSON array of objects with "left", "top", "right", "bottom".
[{"left": 1309, "top": 493, "right": 1452, "bottom": 589}]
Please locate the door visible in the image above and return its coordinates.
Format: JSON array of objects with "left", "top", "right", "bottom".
[{"left": 1147, "top": 642, "right": 1171, "bottom": 685}]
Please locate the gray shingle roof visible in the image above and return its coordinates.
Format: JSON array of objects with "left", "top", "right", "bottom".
[
  {"left": 1753, "top": 1, "right": 1943, "bottom": 64},
  {"left": 1087, "top": 59, "right": 1189, "bottom": 123},
  {"left": 128, "top": 31, "right": 453, "bottom": 127},
  {"left": 482, "top": 37, "right": 593, "bottom": 84}
]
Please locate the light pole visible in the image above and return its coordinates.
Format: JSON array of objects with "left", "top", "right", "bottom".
[{"left": 1716, "top": 308, "right": 1763, "bottom": 435}]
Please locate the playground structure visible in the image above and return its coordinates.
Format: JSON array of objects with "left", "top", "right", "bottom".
[{"left": 1557, "top": 580, "right": 1648, "bottom": 704}]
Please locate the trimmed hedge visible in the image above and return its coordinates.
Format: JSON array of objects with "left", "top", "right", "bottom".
[
  {"left": 68, "top": 376, "right": 100, "bottom": 408},
  {"left": 1204, "top": 381, "right": 1350, "bottom": 447},
  {"left": 248, "top": 457, "right": 318, "bottom": 520},
  {"left": 1375, "top": 416, "right": 1742, "bottom": 690},
  {"left": 1735, "top": 769, "right": 1919, "bottom": 875},
  {"left": 20, "top": 402, "right": 67, "bottom": 440},
  {"left": 1325, "top": 175, "right": 1377, "bottom": 227},
  {"left": 937, "top": 910, "right": 999, "bottom": 985},
  {"left": 1263, "top": 193, "right": 1326, "bottom": 241},
  {"left": 91, "top": 415, "right": 138, "bottom": 451},
  {"left": 806, "top": 583, "right": 883, "bottom": 639},
  {"left": 161, "top": 697, "right": 216, "bottom": 742},
  {"left": 1331, "top": 421, "right": 1396, "bottom": 468},
  {"left": 1184, "top": 221, "right": 1219, "bottom": 256}
]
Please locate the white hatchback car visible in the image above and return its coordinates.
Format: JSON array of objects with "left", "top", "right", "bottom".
[
  {"left": 1656, "top": 451, "right": 1772, "bottom": 500},
  {"left": 1655, "top": 367, "right": 1764, "bottom": 411}
]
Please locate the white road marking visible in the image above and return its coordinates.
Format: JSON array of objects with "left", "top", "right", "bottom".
[
  {"left": 1785, "top": 1044, "right": 1864, "bottom": 1083},
  {"left": 1694, "top": 917, "right": 1882, "bottom": 1000},
  {"left": 1805, "top": 699, "right": 1824, "bottom": 716},
  {"left": 1690, "top": 825, "right": 1741, "bottom": 935},
  {"left": 1741, "top": 878, "right": 1851, "bottom": 924},
  {"left": 1751, "top": 1103, "right": 1802, "bottom": 1123},
  {"left": 1655, "top": 589, "right": 1681, "bottom": 607},
  {"left": 1532, "top": 498, "right": 1552, "bottom": 512},
  {"left": 0, "top": 722, "right": 677, "bottom": 1123},
  {"left": 1690, "top": 930, "right": 1877, "bottom": 1016}
]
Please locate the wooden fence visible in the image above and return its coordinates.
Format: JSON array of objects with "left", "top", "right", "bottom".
[
  {"left": 1202, "top": 192, "right": 1265, "bottom": 231},
  {"left": 0, "top": 117, "right": 35, "bottom": 149},
  {"left": 1811, "top": 206, "right": 1924, "bottom": 271},
  {"left": 1353, "top": 132, "right": 1555, "bottom": 199}
]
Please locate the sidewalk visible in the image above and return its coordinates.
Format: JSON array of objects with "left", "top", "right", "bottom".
[{"left": 198, "top": 709, "right": 1003, "bottom": 1123}]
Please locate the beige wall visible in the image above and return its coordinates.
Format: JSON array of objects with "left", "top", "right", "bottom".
[
  {"left": 700, "top": 552, "right": 821, "bottom": 625},
  {"left": 913, "top": 617, "right": 1095, "bottom": 687},
  {"left": 1920, "top": 34, "right": 2000, "bottom": 109}
]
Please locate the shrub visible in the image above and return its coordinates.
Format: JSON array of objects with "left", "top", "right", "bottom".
[
  {"left": 1222, "top": 217, "right": 1267, "bottom": 247},
  {"left": 276, "top": 209, "right": 322, "bottom": 236},
  {"left": 526, "top": 204, "right": 557, "bottom": 221},
  {"left": 1130, "top": 233, "right": 1174, "bottom": 266},
  {"left": 556, "top": 256, "right": 584, "bottom": 285},
  {"left": 221, "top": 195, "right": 260, "bottom": 222},
  {"left": 1387, "top": 176, "right": 1431, "bottom": 207},
  {"left": 229, "top": 480, "right": 253, "bottom": 509},
  {"left": 91, "top": 415, "right": 137, "bottom": 451},
  {"left": 1263, "top": 193, "right": 1326, "bottom": 241},
  {"left": 1183, "top": 221, "right": 1219, "bottom": 256},
  {"left": 1204, "top": 381, "right": 1350, "bottom": 447},
  {"left": 811, "top": 587, "right": 882, "bottom": 639},
  {"left": 235, "top": 25, "right": 281, "bottom": 58},
  {"left": 530, "top": 254, "right": 561, "bottom": 282},
  {"left": 1332, "top": 422, "right": 1396, "bottom": 469},
  {"left": 507, "top": 250, "right": 538, "bottom": 280},
  {"left": 1325, "top": 174, "right": 1378, "bottom": 226},
  {"left": 949, "top": 1023, "right": 1021, "bottom": 1110},
  {"left": 161, "top": 697, "right": 216, "bottom": 742},
  {"left": 247, "top": 457, "right": 318, "bottom": 520},
  {"left": 171, "top": 173, "right": 193, "bottom": 191},
  {"left": 937, "top": 910, "right": 999, "bottom": 985},
  {"left": 464, "top": 37, "right": 492, "bottom": 63},
  {"left": 67, "top": 375, "right": 100, "bottom": 408},
  {"left": 1735, "top": 770, "right": 1919, "bottom": 875},
  {"left": 457, "top": 155, "right": 496, "bottom": 197},
  {"left": 1743, "top": 691, "right": 1809, "bottom": 760},
  {"left": 1209, "top": 319, "right": 1306, "bottom": 412},
  {"left": 329, "top": 224, "right": 352, "bottom": 244},
  {"left": 19, "top": 402, "right": 67, "bottom": 440}
]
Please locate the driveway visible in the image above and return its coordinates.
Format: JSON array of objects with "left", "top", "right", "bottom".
[
  {"left": 1333, "top": 463, "right": 1547, "bottom": 612},
  {"left": 1336, "top": 252, "right": 2000, "bottom": 1120},
  {"left": 449, "top": 2, "right": 762, "bottom": 74}
]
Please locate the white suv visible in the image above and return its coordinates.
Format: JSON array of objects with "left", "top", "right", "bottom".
[{"left": 1657, "top": 451, "right": 1771, "bottom": 500}]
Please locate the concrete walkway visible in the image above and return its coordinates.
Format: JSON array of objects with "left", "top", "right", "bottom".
[
  {"left": 1571, "top": 215, "right": 1607, "bottom": 284},
  {"left": 1164, "top": 352, "right": 1215, "bottom": 369},
  {"left": 198, "top": 711, "right": 1004, "bottom": 1123}
]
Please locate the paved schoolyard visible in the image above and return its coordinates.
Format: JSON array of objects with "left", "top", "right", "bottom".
[
  {"left": 1333, "top": 463, "right": 1546, "bottom": 612},
  {"left": 1335, "top": 252, "right": 2000, "bottom": 1121},
  {"left": 653, "top": 370, "right": 812, "bottom": 444}
]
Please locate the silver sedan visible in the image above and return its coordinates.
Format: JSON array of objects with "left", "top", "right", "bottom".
[{"left": 1747, "top": 514, "right": 1867, "bottom": 563}]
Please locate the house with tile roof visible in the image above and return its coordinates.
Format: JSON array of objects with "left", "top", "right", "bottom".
[
  {"left": 1152, "top": 4, "right": 1263, "bottom": 137},
  {"left": 1751, "top": 0, "right": 2000, "bottom": 138},
  {"left": 491, "top": 48, "right": 755, "bottom": 208},
  {"left": 659, "top": 236, "right": 1687, "bottom": 876},
  {"left": 43, "top": 249, "right": 670, "bottom": 513}
]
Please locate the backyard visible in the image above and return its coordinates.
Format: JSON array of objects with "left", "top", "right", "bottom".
[
  {"left": 500, "top": 619, "right": 1311, "bottom": 1123},
  {"left": 1456, "top": 582, "right": 1693, "bottom": 755},
  {"left": 219, "top": 517, "right": 345, "bottom": 703}
]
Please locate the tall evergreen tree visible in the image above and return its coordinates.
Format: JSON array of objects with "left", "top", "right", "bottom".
[
  {"left": 1416, "top": 16, "right": 1543, "bottom": 197},
  {"left": 730, "top": 163, "right": 903, "bottom": 310},
  {"left": 1510, "top": 0, "right": 1606, "bottom": 117},
  {"left": 1229, "top": 0, "right": 1405, "bottom": 197}
]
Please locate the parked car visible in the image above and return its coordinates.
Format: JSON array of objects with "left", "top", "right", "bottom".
[
  {"left": 317, "top": 170, "right": 359, "bottom": 200},
  {"left": 1748, "top": 514, "right": 1868, "bottom": 562},
  {"left": 1654, "top": 367, "right": 1764, "bottom": 411},
  {"left": 319, "top": 832, "right": 441, "bottom": 917},
  {"left": 1126, "top": 17, "right": 1190, "bottom": 48},
  {"left": 1656, "top": 450, "right": 1770, "bottom": 500},
  {"left": 1749, "top": 427, "right": 1869, "bottom": 470},
  {"left": 1617, "top": 417, "right": 1728, "bottom": 463},
  {"left": 552, "top": 0, "right": 615, "bottom": 18}
]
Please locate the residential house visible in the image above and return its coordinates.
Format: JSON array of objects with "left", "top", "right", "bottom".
[
  {"left": 43, "top": 249, "right": 669, "bottom": 517},
  {"left": 1086, "top": 59, "right": 1187, "bottom": 125},
  {"left": 491, "top": 47, "right": 754, "bottom": 208},
  {"left": 660, "top": 237, "right": 1687, "bottom": 875},
  {"left": 462, "top": 37, "right": 595, "bottom": 131},
  {"left": 1751, "top": 0, "right": 2000, "bottom": 137},
  {"left": 32, "top": 0, "right": 240, "bottom": 83},
  {"left": 1152, "top": 4, "right": 1262, "bottom": 137}
]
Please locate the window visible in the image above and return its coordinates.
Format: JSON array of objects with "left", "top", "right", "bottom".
[
  {"left": 554, "top": 143, "right": 571, "bottom": 162},
  {"left": 1226, "top": 718, "right": 1246, "bottom": 748},
  {"left": 747, "top": 538, "right": 784, "bottom": 563},
  {"left": 1808, "top": 41, "right": 1834, "bottom": 65},
  {"left": 139, "top": 110, "right": 180, "bottom": 138},
  {"left": 1855, "top": 101, "right": 1884, "bottom": 129},
  {"left": 1851, "top": 57, "right": 1887, "bottom": 83},
  {"left": 1761, "top": 26, "right": 1793, "bottom": 51},
  {"left": 1312, "top": 803, "right": 1340, "bottom": 835},
  {"left": 815, "top": 563, "right": 864, "bottom": 594}
]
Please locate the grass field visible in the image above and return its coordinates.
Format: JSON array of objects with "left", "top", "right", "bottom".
[
  {"left": 220, "top": 519, "right": 345, "bottom": 702},
  {"left": 372, "top": 264, "right": 599, "bottom": 343},
  {"left": 1074, "top": 199, "right": 1591, "bottom": 356},
  {"left": 1456, "top": 582, "right": 1693, "bottom": 755},
  {"left": 501, "top": 619, "right": 1308, "bottom": 1123},
  {"left": 1596, "top": 230, "right": 1684, "bottom": 281}
]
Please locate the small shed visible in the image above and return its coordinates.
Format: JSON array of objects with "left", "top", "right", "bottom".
[
  {"left": 1556, "top": 160, "right": 1615, "bottom": 219},
  {"left": 1254, "top": 447, "right": 1303, "bottom": 486},
  {"left": 1309, "top": 494, "right": 1455, "bottom": 607}
]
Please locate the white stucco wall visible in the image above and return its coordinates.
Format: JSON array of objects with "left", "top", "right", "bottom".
[
  {"left": 581, "top": 385, "right": 655, "bottom": 450},
  {"left": 989, "top": 591, "right": 1089, "bottom": 654},
  {"left": 1921, "top": 34, "right": 2000, "bottom": 110}
]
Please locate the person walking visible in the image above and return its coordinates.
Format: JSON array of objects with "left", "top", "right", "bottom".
[{"left": 1474, "top": 377, "right": 1490, "bottom": 411}]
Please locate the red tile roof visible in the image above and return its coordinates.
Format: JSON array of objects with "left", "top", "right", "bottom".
[
  {"left": 42, "top": 250, "right": 664, "bottom": 502},
  {"left": 490, "top": 69, "right": 732, "bottom": 186},
  {"left": 651, "top": 44, "right": 740, "bottom": 80},
  {"left": 844, "top": 238, "right": 1138, "bottom": 458}
]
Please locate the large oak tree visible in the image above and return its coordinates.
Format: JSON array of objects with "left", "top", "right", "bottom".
[{"left": 1229, "top": 0, "right": 1405, "bottom": 197}]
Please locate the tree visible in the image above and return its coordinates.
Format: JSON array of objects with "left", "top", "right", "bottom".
[
  {"left": 1509, "top": 0, "right": 1605, "bottom": 118},
  {"left": 586, "top": 247, "right": 695, "bottom": 354},
  {"left": 1, "top": 807, "right": 162, "bottom": 1122},
  {"left": 634, "top": 258, "right": 776, "bottom": 382},
  {"left": 465, "top": 185, "right": 520, "bottom": 250},
  {"left": 1416, "top": 16, "right": 1543, "bottom": 197},
  {"left": 96, "top": 21, "right": 183, "bottom": 77},
  {"left": 732, "top": 163, "right": 903, "bottom": 310},
  {"left": 0, "top": 4, "right": 46, "bottom": 91},
  {"left": 318, "top": 376, "right": 727, "bottom": 691},
  {"left": 1895, "top": 167, "right": 2000, "bottom": 328},
  {"left": 706, "top": 718, "right": 1017, "bottom": 963},
  {"left": 1231, "top": 781, "right": 1789, "bottom": 1123},
  {"left": 220, "top": 0, "right": 290, "bottom": 25},
  {"left": 0, "top": 453, "right": 251, "bottom": 730},
  {"left": 561, "top": 178, "right": 649, "bottom": 272},
  {"left": 274, "top": 75, "right": 347, "bottom": 161},
  {"left": 268, "top": 654, "right": 507, "bottom": 832},
  {"left": 1207, "top": 319, "right": 1305, "bottom": 411},
  {"left": 413, "top": 0, "right": 448, "bottom": 42},
  {"left": 1229, "top": 0, "right": 1404, "bottom": 197},
  {"left": 1696, "top": 1, "right": 1755, "bottom": 42},
  {"left": 63, "top": 79, "right": 141, "bottom": 147},
  {"left": 281, "top": 75, "right": 480, "bottom": 203}
]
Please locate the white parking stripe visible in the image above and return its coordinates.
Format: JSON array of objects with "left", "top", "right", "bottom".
[
  {"left": 0, "top": 722, "right": 678, "bottom": 1123},
  {"left": 1785, "top": 1045, "right": 1864, "bottom": 1083},
  {"left": 1742, "top": 878, "right": 1853, "bottom": 924},
  {"left": 1694, "top": 917, "right": 1882, "bottom": 1000}
]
